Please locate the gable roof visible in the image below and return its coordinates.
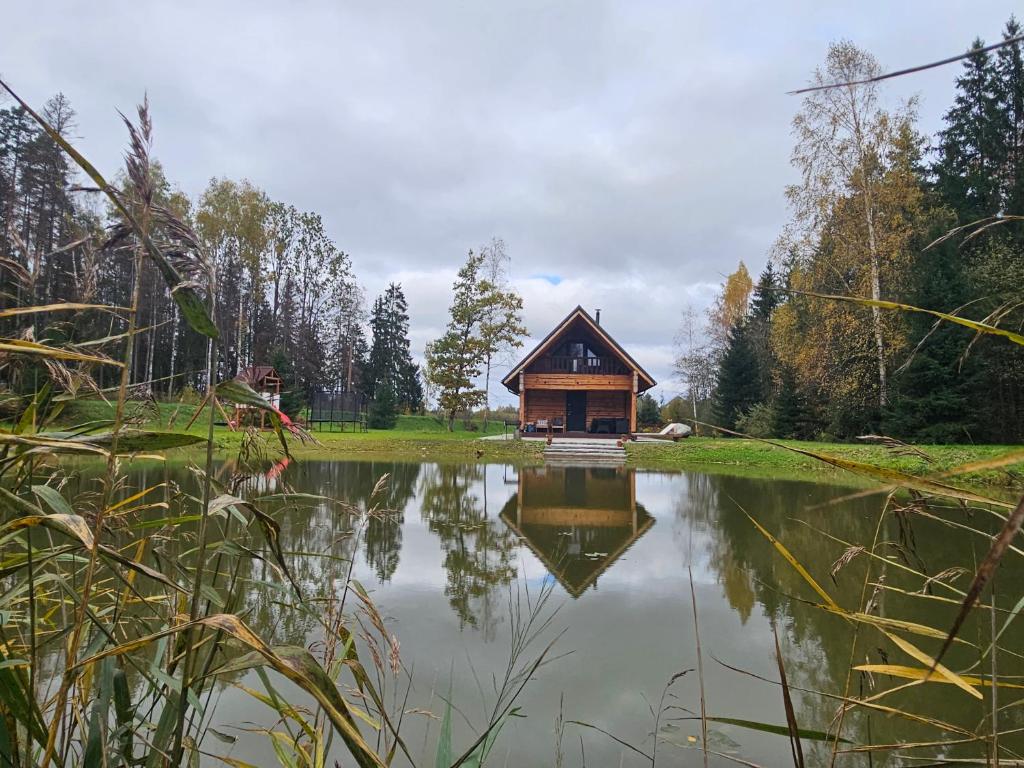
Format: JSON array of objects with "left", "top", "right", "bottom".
[
  {"left": 501, "top": 306, "right": 656, "bottom": 393},
  {"left": 237, "top": 365, "right": 281, "bottom": 389},
  {"left": 498, "top": 495, "right": 655, "bottom": 598}
]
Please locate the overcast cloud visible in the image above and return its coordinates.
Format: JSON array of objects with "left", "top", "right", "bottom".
[{"left": 4, "top": 1, "right": 1020, "bottom": 404}]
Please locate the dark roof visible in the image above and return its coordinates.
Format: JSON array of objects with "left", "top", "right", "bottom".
[
  {"left": 237, "top": 365, "right": 281, "bottom": 388},
  {"left": 501, "top": 306, "right": 656, "bottom": 393}
]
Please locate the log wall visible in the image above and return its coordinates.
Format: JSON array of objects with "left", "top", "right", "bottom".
[
  {"left": 522, "top": 390, "right": 631, "bottom": 428},
  {"left": 524, "top": 390, "right": 565, "bottom": 423},
  {"left": 586, "top": 391, "right": 629, "bottom": 424},
  {"left": 522, "top": 373, "right": 632, "bottom": 391}
]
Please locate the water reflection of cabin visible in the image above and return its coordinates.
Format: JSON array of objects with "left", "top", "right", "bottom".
[
  {"left": 502, "top": 306, "right": 656, "bottom": 436},
  {"left": 499, "top": 466, "right": 654, "bottom": 598}
]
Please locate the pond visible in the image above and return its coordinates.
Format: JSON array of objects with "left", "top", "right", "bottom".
[{"left": 80, "top": 459, "right": 1024, "bottom": 765}]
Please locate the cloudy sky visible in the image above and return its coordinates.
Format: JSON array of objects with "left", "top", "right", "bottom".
[{"left": 4, "top": 1, "right": 1020, "bottom": 404}]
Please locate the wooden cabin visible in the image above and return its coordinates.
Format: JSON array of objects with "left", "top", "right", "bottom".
[{"left": 502, "top": 306, "right": 656, "bottom": 435}]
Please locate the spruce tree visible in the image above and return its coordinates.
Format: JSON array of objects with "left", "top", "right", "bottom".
[
  {"left": 934, "top": 40, "right": 1006, "bottom": 223},
  {"left": 748, "top": 262, "right": 780, "bottom": 403},
  {"left": 928, "top": 19, "right": 1024, "bottom": 442},
  {"left": 771, "top": 366, "right": 804, "bottom": 439},
  {"left": 366, "top": 283, "right": 420, "bottom": 412},
  {"left": 886, "top": 212, "right": 981, "bottom": 442},
  {"left": 368, "top": 382, "right": 399, "bottom": 429},
  {"left": 750, "top": 262, "right": 781, "bottom": 322},
  {"left": 997, "top": 18, "right": 1024, "bottom": 217},
  {"left": 712, "top": 322, "right": 762, "bottom": 431},
  {"left": 637, "top": 393, "right": 661, "bottom": 429},
  {"left": 366, "top": 294, "right": 389, "bottom": 399},
  {"left": 399, "top": 360, "right": 424, "bottom": 413}
]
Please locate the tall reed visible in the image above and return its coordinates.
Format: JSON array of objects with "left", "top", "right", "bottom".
[{"left": 0, "top": 80, "right": 553, "bottom": 768}]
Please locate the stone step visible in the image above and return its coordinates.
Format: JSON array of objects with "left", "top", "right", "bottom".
[
  {"left": 543, "top": 443, "right": 625, "bottom": 449},
  {"left": 543, "top": 439, "right": 627, "bottom": 465},
  {"left": 545, "top": 455, "right": 624, "bottom": 461},
  {"left": 544, "top": 448, "right": 622, "bottom": 454}
]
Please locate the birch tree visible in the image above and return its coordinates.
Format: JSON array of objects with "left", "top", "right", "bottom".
[
  {"left": 477, "top": 239, "right": 526, "bottom": 430},
  {"left": 425, "top": 251, "right": 489, "bottom": 430},
  {"left": 673, "top": 306, "right": 717, "bottom": 435},
  {"left": 787, "top": 41, "right": 921, "bottom": 408}
]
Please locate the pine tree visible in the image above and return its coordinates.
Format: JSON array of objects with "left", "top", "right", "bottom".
[{"left": 713, "top": 322, "right": 762, "bottom": 431}]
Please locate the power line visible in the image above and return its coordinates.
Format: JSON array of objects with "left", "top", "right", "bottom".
[{"left": 789, "top": 33, "right": 1024, "bottom": 95}]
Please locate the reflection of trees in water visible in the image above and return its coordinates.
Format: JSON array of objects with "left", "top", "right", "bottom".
[
  {"left": 671, "top": 471, "right": 720, "bottom": 563},
  {"left": 694, "top": 472, "right": 1019, "bottom": 758},
  {"left": 672, "top": 472, "right": 761, "bottom": 625},
  {"left": 695, "top": 474, "right": 881, "bottom": 747},
  {"left": 364, "top": 462, "right": 420, "bottom": 581},
  {"left": 263, "top": 460, "right": 421, "bottom": 587},
  {"left": 418, "top": 464, "right": 518, "bottom": 635},
  {"left": 243, "top": 460, "right": 421, "bottom": 640}
]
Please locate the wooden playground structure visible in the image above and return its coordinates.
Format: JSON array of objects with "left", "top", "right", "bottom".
[
  {"left": 180, "top": 367, "right": 368, "bottom": 433},
  {"left": 182, "top": 365, "right": 284, "bottom": 432},
  {"left": 232, "top": 366, "right": 283, "bottom": 429}
]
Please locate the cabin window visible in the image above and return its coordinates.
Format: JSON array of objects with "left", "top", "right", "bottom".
[{"left": 557, "top": 341, "right": 602, "bottom": 358}]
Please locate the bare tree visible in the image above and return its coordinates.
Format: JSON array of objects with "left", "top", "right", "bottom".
[{"left": 674, "top": 306, "right": 717, "bottom": 435}]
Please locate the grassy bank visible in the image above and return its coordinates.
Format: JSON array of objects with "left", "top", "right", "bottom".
[
  {"left": 627, "top": 436, "right": 1023, "bottom": 487},
  {"left": 58, "top": 400, "right": 540, "bottom": 461},
  {"left": 55, "top": 399, "right": 1022, "bottom": 483}
]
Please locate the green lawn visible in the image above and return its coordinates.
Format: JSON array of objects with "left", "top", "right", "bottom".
[
  {"left": 56, "top": 400, "right": 533, "bottom": 460},
  {"left": 51, "top": 399, "right": 1023, "bottom": 485},
  {"left": 59, "top": 399, "right": 513, "bottom": 436},
  {"left": 627, "top": 437, "right": 1023, "bottom": 487}
]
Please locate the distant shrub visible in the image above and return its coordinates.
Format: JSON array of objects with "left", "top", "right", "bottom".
[
  {"left": 368, "top": 386, "right": 399, "bottom": 429},
  {"left": 736, "top": 402, "right": 776, "bottom": 438},
  {"left": 177, "top": 385, "right": 202, "bottom": 405}
]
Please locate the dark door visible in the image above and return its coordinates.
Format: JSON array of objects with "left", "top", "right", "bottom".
[{"left": 566, "top": 391, "right": 587, "bottom": 432}]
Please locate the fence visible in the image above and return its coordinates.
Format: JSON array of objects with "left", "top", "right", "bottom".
[{"left": 308, "top": 390, "right": 369, "bottom": 432}]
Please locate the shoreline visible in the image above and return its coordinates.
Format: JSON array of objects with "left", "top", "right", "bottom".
[{"left": 183, "top": 429, "right": 1023, "bottom": 488}]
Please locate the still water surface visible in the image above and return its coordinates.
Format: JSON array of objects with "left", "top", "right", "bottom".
[{"left": 115, "top": 459, "right": 1017, "bottom": 766}]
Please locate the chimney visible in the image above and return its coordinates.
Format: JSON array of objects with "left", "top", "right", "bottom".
[{"left": 595, "top": 308, "right": 601, "bottom": 325}]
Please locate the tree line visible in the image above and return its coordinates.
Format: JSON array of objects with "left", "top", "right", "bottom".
[
  {"left": 0, "top": 96, "right": 501, "bottom": 420},
  {"left": 679, "top": 22, "right": 1024, "bottom": 444}
]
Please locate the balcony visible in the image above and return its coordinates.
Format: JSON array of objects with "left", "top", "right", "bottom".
[{"left": 531, "top": 355, "right": 627, "bottom": 375}]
